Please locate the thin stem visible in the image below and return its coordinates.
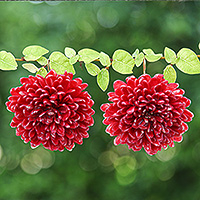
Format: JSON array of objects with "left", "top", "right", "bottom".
[
  {"left": 47, "top": 59, "right": 50, "bottom": 71},
  {"left": 14, "top": 55, "right": 200, "bottom": 73},
  {"left": 143, "top": 58, "right": 146, "bottom": 74},
  {"left": 79, "top": 61, "right": 83, "bottom": 70},
  {"left": 15, "top": 57, "right": 25, "bottom": 61},
  {"left": 159, "top": 55, "right": 200, "bottom": 59},
  {"left": 14, "top": 55, "right": 200, "bottom": 62}
]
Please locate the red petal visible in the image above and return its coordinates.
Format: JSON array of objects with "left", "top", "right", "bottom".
[
  {"left": 100, "top": 103, "right": 110, "bottom": 111},
  {"left": 113, "top": 80, "right": 126, "bottom": 91},
  {"left": 174, "top": 136, "right": 183, "bottom": 142},
  {"left": 114, "top": 136, "right": 121, "bottom": 145}
]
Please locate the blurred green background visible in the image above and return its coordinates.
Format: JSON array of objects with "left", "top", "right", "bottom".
[{"left": 0, "top": 1, "right": 200, "bottom": 200}]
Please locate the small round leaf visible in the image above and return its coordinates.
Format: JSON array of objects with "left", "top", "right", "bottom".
[
  {"left": 37, "top": 56, "right": 48, "bottom": 66},
  {"left": 22, "top": 63, "right": 39, "bottom": 73},
  {"left": 49, "top": 51, "right": 75, "bottom": 74},
  {"left": 132, "top": 49, "right": 139, "bottom": 58},
  {"left": 164, "top": 47, "right": 177, "bottom": 64},
  {"left": 143, "top": 49, "right": 162, "bottom": 62},
  {"left": 78, "top": 48, "right": 100, "bottom": 64},
  {"left": 135, "top": 52, "right": 144, "bottom": 67},
  {"left": 163, "top": 65, "right": 176, "bottom": 83},
  {"left": 176, "top": 48, "right": 200, "bottom": 74},
  {"left": 23, "top": 45, "right": 49, "bottom": 61},
  {"left": 65, "top": 47, "right": 76, "bottom": 58},
  {"left": 0, "top": 51, "right": 17, "bottom": 70},
  {"left": 36, "top": 67, "right": 48, "bottom": 78},
  {"left": 112, "top": 49, "right": 135, "bottom": 74},
  {"left": 85, "top": 63, "right": 100, "bottom": 76},
  {"left": 97, "top": 68, "right": 109, "bottom": 91},
  {"left": 69, "top": 55, "right": 80, "bottom": 65},
  {"left": 99, "top": 52, "right": 111, "bottom": 67}
]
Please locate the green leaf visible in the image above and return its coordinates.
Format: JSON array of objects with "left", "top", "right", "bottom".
[
  {"left": 78, "top": 48, "right": 100, "bottom": 64},
  {"left": 132, "top": 49, "right": 139, "bottom": 58},
  {"left": 36, "top": 67, "right": 47, "bottom": 78},
  {"left": 85, "top": 63, "right": 101, "bottom": 76},
  {"left": 164, "top": 47, "right": 177, "bottom": 64},
  {"left": 163, "top": 65, "right": 177, "bottom": 83},
  {"left": 22, "top": 63, "right": 39, "bottom": 73},
  {"left": 69, "top": 55, "right": 80, "bottom": 65},
  {"left": 97, "top": 68, "right": 109, "bottom": 91},
  {"left": 176, "top": 48, "right": 200, "bottom": 74},
  {"left": 37, "top": 56, "right": 48, "bottom": 66},
  {"left": 112, "top": 49, "right": 135, "bottom": 74},
  {"left": 49, "top": 51, "right": 75, "bottom": 74},
  {"left": 65, "top": 47, "right": 76, "bottom": 58},
  {"left": 99, "top": 52, "right": 111, "bottom": 66},
  {"left": 135, "top": 52, "right": 144, "bottom": 67},
  {"left": 143, "top": 49, "right": 162, "bottom": 62},
  {"left": 0, "top": 51, "right": 18, "bottom": 70},
  {"left": 23, "top": 45, "right": 49, "bottom": 61}
]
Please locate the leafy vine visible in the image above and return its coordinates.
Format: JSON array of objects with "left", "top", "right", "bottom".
[
  {"left": 1, "top": 44, "right": 200, "bottom": 91},
  {"left": 1, "top": 44, "right": 199, "bottom": 155}
]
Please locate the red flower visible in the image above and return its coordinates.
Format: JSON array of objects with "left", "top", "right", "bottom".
[
  {"left": 101, "top": 74, "right": 193, "bottom": 155},
  {"left": 6, "top": 70, "right": 95, "bottom": 151}
]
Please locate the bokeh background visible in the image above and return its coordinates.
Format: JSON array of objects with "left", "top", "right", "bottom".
[{"left": 0, "top": 1, "right": 200, "bottom": 200}]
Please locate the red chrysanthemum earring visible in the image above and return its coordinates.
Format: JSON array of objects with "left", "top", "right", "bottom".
[
  {"left": 6, "top": 69, "right": 95, "bottom": 151},
  {"left": 2, "top": 45, "right": 199, "bottom": 156},
  {"left": 101, "top": 74, "right": 194, "bottom": 155}
]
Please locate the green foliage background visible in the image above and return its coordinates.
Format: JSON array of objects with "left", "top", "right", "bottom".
[{"left": 0, "top": 1, "right": 200, "bottom": 200}]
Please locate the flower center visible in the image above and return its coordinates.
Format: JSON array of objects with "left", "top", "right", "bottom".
[{"left": 38, "top": 107, "right": 61, "bottom": 125}]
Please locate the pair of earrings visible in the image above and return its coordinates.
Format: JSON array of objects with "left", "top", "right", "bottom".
[{"left": 6, "top": 69, "right": 193, "bottom": 156}]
